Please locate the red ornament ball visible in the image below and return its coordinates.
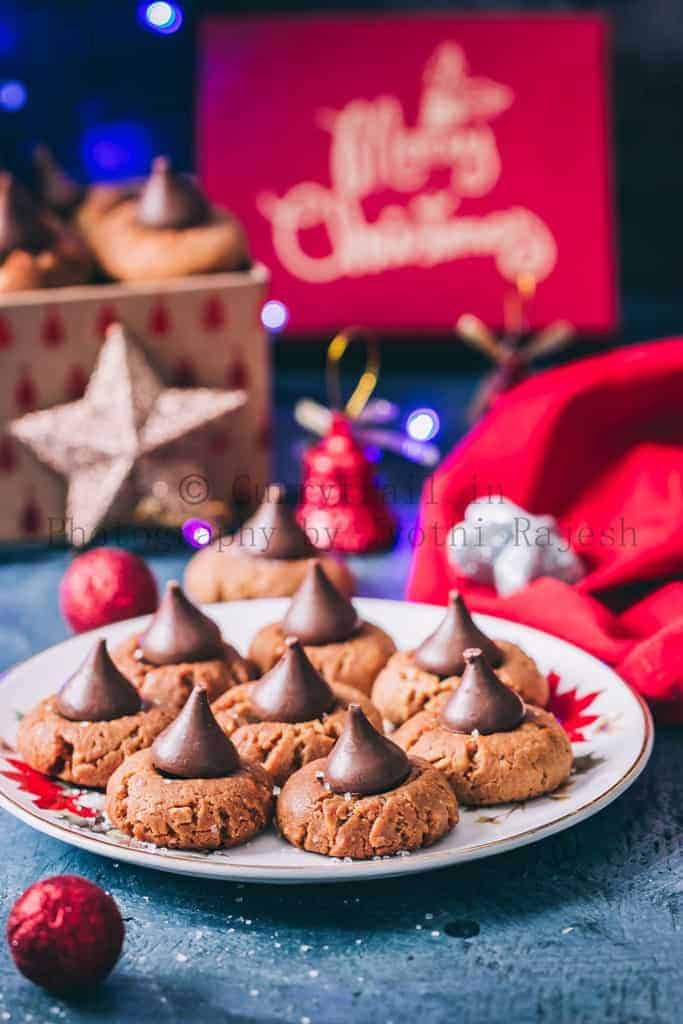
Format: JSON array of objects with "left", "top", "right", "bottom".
[
  {"left": 6, "top": 874, "right": 124, "bottom": 993},
  {"left": 60, "top": 547, "right": 158, "bottom": 633}
]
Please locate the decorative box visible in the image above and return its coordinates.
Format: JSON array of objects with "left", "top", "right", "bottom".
[{"left": 0, "top": 266, "right": 271, "bottom": 542}]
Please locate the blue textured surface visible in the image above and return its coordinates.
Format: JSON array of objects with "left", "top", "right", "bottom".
[{"left": 0, "top": 360, "right": 675, "bottom": 1024}]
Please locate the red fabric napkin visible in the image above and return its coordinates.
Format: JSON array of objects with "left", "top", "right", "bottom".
[{"left": 406, "top": 338, "right": 683, "bottom": 721}]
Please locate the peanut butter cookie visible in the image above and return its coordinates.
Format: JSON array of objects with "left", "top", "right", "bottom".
[
  {"left": 249, "top": 621, "right": 395, "bottom": 698},
  {"left": 212, "top": 679, "right": 382, "bottom": 786},
  {"left": 185, "top": 545, "right": 353, "bottom": 603},
  {"left": 112, "top": 581, "right": 255, "bottom": 710},
  {"left": 77, "top": 157, "right": 249, "bottom": 281},
  {"left": 185, "top": 484, "right": 354, "bottom": 602},
  {"left": 277, "top": 704, "right": 458, "bottom": 859},
  {"left": 248, "top": 561, "right": 395, "bottom": 695},
  {"left": 372, "top": 591, "right": 548, "bottom": 725},
  {"left": 16, "top": 638, "right": 173, "bottom": 789},
  {"left": 17, "top": 697, "right": 173, "bottom": 790},
  {"left": 372, "top": 640, "right": 548, "bottom": 727},
  {"left": 106, "top": 688, "right": 273, "bottom": 851},
  {"left": 393, "top": 678, "right": 572, "bottom": 807},
  {"left": 105, "top": 748, "right": 272, "bottom": 850},
  {"left": 113, "top": 635, "right": 254, "bottom": 711},
  {"left": 0, "top": 174, "right": 92, "bottom": 292},
  {"left": 277, "top": 757, "right": 458, "bottom": 859}
]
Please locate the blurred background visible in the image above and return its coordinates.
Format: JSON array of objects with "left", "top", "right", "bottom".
[{"left": 2, "top": 0, "right": 683, "bottom": 342}]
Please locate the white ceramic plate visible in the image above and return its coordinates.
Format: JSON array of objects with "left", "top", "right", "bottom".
[{"left": 0, "top": 598, "right": 652, "bottom": 884}]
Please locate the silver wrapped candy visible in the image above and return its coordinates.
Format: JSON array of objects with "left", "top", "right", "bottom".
[{"left": 448, "top": 497, "right": 584, "bottom": 597}]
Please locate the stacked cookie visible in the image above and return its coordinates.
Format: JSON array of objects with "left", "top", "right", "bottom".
[
  {"left": 184, "top": 484, "right": 354, "bottom": 602},
  {"left": 77, "top": 156, "right": 249, "bottom": 282},
  {"left": 0, "top": 172, "right": 92, "bottom": 292},
  {"left": 1, "top": 150, "right": 250, "bottom": 293},
  {"left": 17, "top": 576, "right": 573, "bottom": 861},
  {"left": 375, "top": 591, "right": 572, "bottom": 805}
]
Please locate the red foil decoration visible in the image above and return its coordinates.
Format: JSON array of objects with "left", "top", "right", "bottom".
[
  {"left": 6, "top": 874, "right": 124, "bottom": 992},
  {"left": 297, "top": 412, "right": 396, "bottom": 553},
  {"left": 59, "top": 547, "right": 158, "bottom": 633}
]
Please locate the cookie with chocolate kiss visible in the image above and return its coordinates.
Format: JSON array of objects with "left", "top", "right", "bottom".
[
  {"left": 57, "top": 638, "right": 141, "bottom": 722},
  {"left": 325, "top": 705, "right": 410, "bottom": 796},
  {"left": 372, "top": 591, "right": 549, "bottom": 726},
  {"left": 16, "top": 639, "right": 173, "bottom": 789},
  {"left": 0, "top": 173, "right": 91, "bottom": 292},
  {"left": 277, "top": 703, "right": 458, "bottom": 859},
  {"left": 112, "top": 582, "right": 255, "bottom": 711},
  {"left": 106, "top": 686, "right": 273, "bottom": 851},
  {"left": 282, "top": 561, "right": 360, "bottom": 646},
  {"left": 248, "top": 562, "right": 396, "bottom": 696},
  {"left": 137, "top": 157, "right": 209, "bottom": 230},
  {"left": 75, "top": 154, "right": 250, "bottom": 281},
  {"left": 441, "top": 648, "right": 524, "bottom": 735},
  {"left": 240, "top": 484, "right": 318, "bottom": 561},
  {"left": 152, "top": 687, "right": 240, "bottom": 779},
  {"left": 211, "top": 639, "right": 383, "bottom": 786},
  {"left": 184, "top": 484, "right": 354, "bottom": 603},
  {"left": 250, "top": 637, "right": 337, "bottom": 723},
  {"left": 138, "top": 581, "right": 224, "bottom": 666},
  {"left": 393, "top": 648, "right": 572, "bottom": 806},
  {"left": 415, "top": 591, "right": 503, "bottom": 677}
]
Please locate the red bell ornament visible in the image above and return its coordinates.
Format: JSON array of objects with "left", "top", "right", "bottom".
[{"left": 297, "top": 412, "right": 396, "bottom": 553}]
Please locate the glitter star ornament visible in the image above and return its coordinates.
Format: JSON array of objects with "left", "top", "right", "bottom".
[{"left": 10, "top": 322, "right": 245, "bottom": 545}]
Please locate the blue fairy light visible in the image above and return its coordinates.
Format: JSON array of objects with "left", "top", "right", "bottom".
[{"left": 0, "top": 80, "right": 27, "bottom": 112}]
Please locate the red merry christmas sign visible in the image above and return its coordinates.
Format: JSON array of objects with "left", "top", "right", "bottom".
[{"left": 198, "top": 14, "right": 617, "bottom": 335}]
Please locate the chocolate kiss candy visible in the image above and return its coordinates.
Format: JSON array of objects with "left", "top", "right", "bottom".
[
  {"left": 33, "top": 145, "right": 84, "bottom": 216},
  {"left": 250, "top": 637, "right": 336, "bottom": 723},
  {"left": 152, "top": 687, "right": 240, "bottom": 779},
  {"left": 138, "top": 581, "right": 224, "bottom": 666},
  {"left": 136, "top": 156, "right": 209, "bottom": 230},
  {"left": 241, "top": 484, "right": 317, "bottom": 560},
  {"left": 57, "top": 639, "right": 142, "bottom": 722},
  {"left": 441, "top": 648, "right": 525, "bottom": 735},
  {"left": 414, "top": 590, "right": 503, "bottom": 677},
  {"left": 282, "top": 561, "right": 360, "bottom": 646},
  {"left": 325, "top": 704, "right": 411, "bottom": 796},
  {"left": 0, "top": 174, "right": 51, "bottom": 262}
]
